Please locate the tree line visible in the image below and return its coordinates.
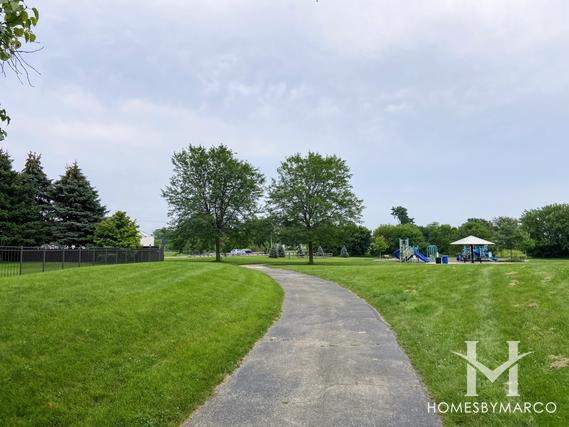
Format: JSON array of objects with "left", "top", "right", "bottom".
[
  {"left": 159, "top": 144, "right": 569, "bottom": 262},
  {"left": 372, "top": 206, "right": 569, "bottom": 259},
  {"left": 160, "top": 145, "right": 364, "bottom": 264},
  {"left": 0, "top": 149, "right": 141, "bottom": 248}
]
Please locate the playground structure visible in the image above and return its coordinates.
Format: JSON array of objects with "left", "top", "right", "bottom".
[
  {"left": 427, "top": 245, "right": 438, "bottom": 259},
  {"left": 457, "top": 244, "right": 497, "bottom": 262},
  {"left": 451, "top": 235, "right": 497, "bottom": 263},
  {"left": 393, "top": 239, "right": 431, "bottom": 263}
]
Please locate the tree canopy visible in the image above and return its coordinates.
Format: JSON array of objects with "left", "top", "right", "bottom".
[
  {"left": 1, "top": 1, "right": 40, "bottom": 140},
  {"left": 373, "top": 223, "right": 426, "bottom": 254},
  {"left": 94, "top": 211, "right": 140, "bottom": 249},
  {"left": 268, "top": 152, "right": 363, "bottom": 264},
  {"left": 522, "top": 204, "right": 569, "bottom": 258},
  {"left": 20, "top": 152, "right": 51, "bottom": 245},
  {"left": 457, "top": 218, "right": 494, "bottom": 241},
  {"left": 162, "top": 144, "right": 264, "bottom": 261},
  {"left": 50, "top": 162, "right": 107, "bottom": 247},
  {"left": 391, "top": 206, "right": 414, "bottom": 224}
]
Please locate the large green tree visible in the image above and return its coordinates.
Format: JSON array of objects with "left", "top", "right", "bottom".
[
  {"left": 390, "top": 206, "right": 414, "bottom": 224},
  {"left": 457, "top": 218, "right": 494, "bottom": 241},
  {"left": 162, "top": 144, "right": 264, "bottom": 262},
  {"left": 268, "top": 152, "right": 363, "bottom": 264},
  {"left": 423, "top": 222, "right": 458, "bottom": 255},
  {"left": 492, "top": 216, "right": 532, "bottom": 259},
  {"left": 94, "top": 211, "right": 140, "bottom": 249},
  {"left": 1, "top": 1, "right": 40, "bottom": 140},
  {"left": 0, "top": 148, "right": 39, "bottom": 245},
  {"left": 337, "top": 223, "right": 371, "bottom": 256},
  {"left": 50, "top": 162, "right": 107, "bottom": 246},
  {"left": 0, "top": 148, "right": 20, "bottom": 244},
  {"left": 371, "top": 235, "right": 389, "bottom": 257},
  {"left": 521, "top": 204, "right": 569, "bottom": 258},
  {"left": 19, "top": 151, "right": 51, "bottom": 245}
]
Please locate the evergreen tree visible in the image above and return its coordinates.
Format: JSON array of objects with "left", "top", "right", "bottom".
[
  {"left": 340, "top": 245, "right": 349, "bottom": 257},
  {"left": 278, "top": 244, "right": 285, "bottom": 257},
  {"left": 20, "top": 152, "right": 52, "bottom": 245},
  {"left": 93, "top": 211, "right": 140, "bottom": 248},
  {"left": 317, "top": 246, "right": 325, "bottom": 257},
  {"left": 50, "top": 162, "right": 107, "bottom": 246},
  {"left": 0, "top": 149, "right": 38, "bottom": 246},
  {"left": 0, "top": 149, "right": 19, "bottom": 245},
  {"left": 269, "top": 245, "right": 278, "bottom": 258}
]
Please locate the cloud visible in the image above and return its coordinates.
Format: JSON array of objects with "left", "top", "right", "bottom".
[{"left": 2, "top": 0, "right": 569, "bottom": 231}]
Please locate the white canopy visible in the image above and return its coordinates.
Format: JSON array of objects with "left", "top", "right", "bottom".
[{"left": 450, "top": 235, "right": 495, "bottom": 246}]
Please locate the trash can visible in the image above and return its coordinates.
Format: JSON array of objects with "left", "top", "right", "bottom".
[
  {"left": 442, "top": 255, "right": 449, "bottom": 265},
  {"left": 435, "top": 257, "right": 441, "bottom": 264}
]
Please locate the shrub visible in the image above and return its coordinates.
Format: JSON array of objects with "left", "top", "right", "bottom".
[{"left": 269, "top": 245, "right": 278, "bottom": 258}]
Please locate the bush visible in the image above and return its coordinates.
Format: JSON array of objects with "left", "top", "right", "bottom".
[
  {"left": 278, "top": 244, "right": 285, "bottom": 257},
  {"left": 340, "top": 245, "right": 349, "bottom": 257}
]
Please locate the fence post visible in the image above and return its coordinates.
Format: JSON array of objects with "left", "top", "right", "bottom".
[
  {"left": 42, "top": 248, "right": 46, "bottom": 272},
  {"left": 115, "top": 249, "right": 119, "bottom": 264},
  {"left": 105, "top": 248, "right": 108, "bottom": 264},
  {"left": 78, "top": 247, "right": 82, "bottom": 268},
  {"left": 61, "top": 249, "right": 65, "bottom": 270},
  {"left": 93, "top": 249, "right": 96, "bottom": 265},
  {"left": 19, "top": 246, "right": 23, "bottom": 275}
]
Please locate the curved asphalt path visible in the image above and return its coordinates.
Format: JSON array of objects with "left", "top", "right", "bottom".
[{"left": 184, "top": 265, "right": 441, "bottom": 427}]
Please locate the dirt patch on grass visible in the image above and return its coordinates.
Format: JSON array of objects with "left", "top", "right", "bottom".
[
  {"left": 542, "top": 273, "right": 553, "bottom": 283},
  {"left": 508, "top": 280, "right": 519, "bottom": 287},
  {"left": 549, "top": 355, "right": 569, "bottom": 370},
  {"left": 527, "top": 302, "right": 539, "bottom": 308},
  {"left": 505, "top": 271, "right": 518, "bottom": 277}
]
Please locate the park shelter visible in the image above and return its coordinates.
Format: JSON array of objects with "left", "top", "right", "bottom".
[{"left": 451, "top": 235, "right": 495, "bottom": 263}]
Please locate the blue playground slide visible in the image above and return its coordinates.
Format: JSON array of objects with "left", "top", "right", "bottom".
[
  {"left": 414, "top": 250, "right": 430, "bottom": 263},
  {"left": 393, "top": 248, "right": 430, "bottom": 262}
]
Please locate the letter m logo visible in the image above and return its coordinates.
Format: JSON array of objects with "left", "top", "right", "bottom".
[{"left": 453, "top": 341, "right": 531, "bottom": 397}]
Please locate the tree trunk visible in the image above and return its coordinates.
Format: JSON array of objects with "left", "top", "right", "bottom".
[
  {"left": 215, "top": 236, "right": 221, "bottom": 262},
  {"left": 308, "top": 240, "right": 314, "bottom": 265}
]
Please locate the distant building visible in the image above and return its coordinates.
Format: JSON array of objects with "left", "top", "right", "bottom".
[{"left": 140, "top": 231, "right": 155, "bottom": 247}]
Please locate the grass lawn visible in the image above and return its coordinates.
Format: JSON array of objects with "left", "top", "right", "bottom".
[
  {"left": 273, "top": 258, "right": 569, "bottom": 426},
  {"left": 188, "top": 255, "right": 567, "bottom": 425},
  {"left": 0, "top": 261, "right": 283, "bottom": 426}
]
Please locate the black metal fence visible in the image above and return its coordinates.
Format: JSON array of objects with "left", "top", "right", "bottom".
[{"left": 0, "top": 246, "right": 164, "bottom": 278}]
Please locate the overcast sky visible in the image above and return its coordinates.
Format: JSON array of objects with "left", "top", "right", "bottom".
[{"left": 3, "top": 0, "right": 569, "bottom": 233}]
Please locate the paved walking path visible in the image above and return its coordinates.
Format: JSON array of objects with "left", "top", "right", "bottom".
[{"left": 185, "top": 266, "right": 441, "bottom": 427}]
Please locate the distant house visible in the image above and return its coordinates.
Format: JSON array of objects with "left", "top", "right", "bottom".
[{"left": 140, "top": 231, "right": 155, "bottom": 247}]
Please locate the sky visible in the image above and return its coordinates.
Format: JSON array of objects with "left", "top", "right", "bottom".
[{"left": 2, "top": 0, "right": 569, "bottom": 233}]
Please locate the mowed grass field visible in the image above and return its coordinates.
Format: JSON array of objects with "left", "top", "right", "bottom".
[
  {"left": 272, "top": 258, "right": 569, "bottom": 426},
  {"left": 0, "top": 261, "right": 283, "bottom": 426},
  {"left": 192, "top": 255, "right": 568, "bottom": 425}
]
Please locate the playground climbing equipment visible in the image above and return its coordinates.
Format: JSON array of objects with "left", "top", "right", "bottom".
[{"left": 394, "top": 239, "right": 430, "bottom": 263}]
